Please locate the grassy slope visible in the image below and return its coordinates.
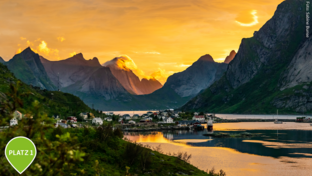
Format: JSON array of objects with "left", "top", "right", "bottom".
[{"left": 0, "top": 63, "right": 97, "bottom": 117}]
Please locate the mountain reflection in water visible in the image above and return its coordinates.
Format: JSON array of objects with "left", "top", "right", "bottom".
[{"left": 125, "top": 129, "right": 312, "bottom": 159}]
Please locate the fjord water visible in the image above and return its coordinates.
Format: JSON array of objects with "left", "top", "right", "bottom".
[{"left": 125, "top": 122, "right": 312, "bottom": 176}]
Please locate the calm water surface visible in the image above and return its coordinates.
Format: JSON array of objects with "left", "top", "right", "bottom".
[{"left": 124, "top": 122, "right": 312, "bottom": 176}]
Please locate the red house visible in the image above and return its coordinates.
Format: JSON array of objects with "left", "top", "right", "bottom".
[{"left": 67, "top": 116, "right": 77, "bottom": 123}]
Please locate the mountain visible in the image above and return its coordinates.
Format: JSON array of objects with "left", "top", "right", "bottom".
[
  {"left": 182, "top": 0, "right": 311, "bottom": 114},
  {"left": 0, "top": 57, "right": 4, "bottom": 63},
  {"left": 103, "top": 56, "right": 162, "bottom": 95},
  {"left": 224, "top": 50, "right": 236, "bottom": 64},
  {"left": 5, "top": 47, "right": 56, "bottom": 90},
  {"left": 129, "top": 54, "right": 228, "bottom": 109},
  {"left": 163, "top": 54, "right": 227, "bottom": 98},
  {"left": 40, "top": 54, "right": 133, "bottom": 110},
  {"left": 40, "top": 53, "right": 101, "bottom": 88}
]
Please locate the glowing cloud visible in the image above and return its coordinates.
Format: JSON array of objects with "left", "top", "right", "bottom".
[
  {"left": 69, "top": 52, "right": 77, "bottom": 57},
  {"left": 235, "top": 10, "right": 259, "bottom": 27},
  {"left": 15, "top": 38, "right": 60, "bottom": 60},
  {"left": 57, "top": 37, "right": 65, "bottom": 42},
  {"left": 16, "top": 48, "right": 22, "bottom": 54},
  {"left": 104, "top": 55, "right": 172, "bottom": 84}
]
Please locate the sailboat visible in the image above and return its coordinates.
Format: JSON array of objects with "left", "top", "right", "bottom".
[{"left": 274, "top": 109, "right": 283, "bottom": 124}]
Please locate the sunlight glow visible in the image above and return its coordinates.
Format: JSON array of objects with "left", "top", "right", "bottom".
[{"left": 235, "top": 10, "right": 259, "bottom": 27}]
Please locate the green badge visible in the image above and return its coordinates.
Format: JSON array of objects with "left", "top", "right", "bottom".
[{"left": 5, "top": 136, "right": 37, "bottom": 174}]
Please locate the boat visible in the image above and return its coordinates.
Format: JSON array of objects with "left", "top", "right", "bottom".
[
  {"left": 274, "top": 109, "right": 283, "bottom": 124},
  {"left": 207, "top": 117, "right": 213, "bottom": 132},
  {"left": 274, "top": 119, "right": 283, "bottom": 124}
]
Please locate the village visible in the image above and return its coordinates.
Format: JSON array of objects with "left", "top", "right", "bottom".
[{"left": 7, "top": 109, "right": 215, "bottom": 131}]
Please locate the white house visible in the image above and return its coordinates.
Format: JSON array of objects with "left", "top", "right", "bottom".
[
  {"left": 147, "top": 111, "right": 153, "bottom": 116},
  {"left": 128, "top": 120, "right": 136, "bottom": 124},
  {"left": 192, "top": 115, "right": 205, "bottom": 122},
  {"left": 106, "top": 117, "right": 112, "bottom": 122},
  {"left": 92, "top": 118, "right": 103, "bottom": 125},
  {"left": 10, "top": 118, "right": 18, "bottom": 126},
  {"left": 132, "top": 114, "right": 140, "bottom": 119},
  {"left": 194, "top": 112, "right": 199, "bottom": 116},
  {"left": 13, "top": 111, "right": 22, "bottom": 120},
  {"left": 174, "top": 113, "right": 179, "bottom": 118},
  {"left": 163, "top": 117, "right": 173, "bottom": 123},
  {"left": 79, "top": 112, "right": 88, "bottom": 120},
  {"left": 123, "top": 114, "right": 131, "bottom": 120}
]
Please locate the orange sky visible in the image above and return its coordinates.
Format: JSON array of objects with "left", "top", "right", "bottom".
[{"left": 0, "top": 0, "right": 284, "bottom": 84}]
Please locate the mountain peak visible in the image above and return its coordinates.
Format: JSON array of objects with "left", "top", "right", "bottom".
[
  {"left": 224, "top": 50, "right": 236, "bottom": 64},
  {"left": 88, "top": 57, "right": 101, "bottom": 67},
  {"left": 103, "top": 55, "right": 136, "bottom": 71},
  {"left": 198, "top": 54, "right": 214, "bottom": 62},
  {"left": 21, "top": 47, "right": 36, "bottom": 55}
]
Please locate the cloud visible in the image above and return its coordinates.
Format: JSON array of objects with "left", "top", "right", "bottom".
[
  {"left": 69, "top": 51, "right": 77, "bottom": 57},
  {"left": 15, "top": 38, "right": 60, "bottom": 60},
  {"left": 150, "top": 68, "right": 173, "bottom": 84},
  {"left": 134, "top": 51, "right": 161, "bottom": 55},
  {"left": 57, "top": 37, "right": 65, "bottom": 42},
  {"left": 104, "top": 55, "right": 173, "bottom": 84}
]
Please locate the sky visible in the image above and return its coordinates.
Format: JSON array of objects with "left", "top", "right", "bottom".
[{"left": 0, "top": 0, "right": 284, "bottom": 84}]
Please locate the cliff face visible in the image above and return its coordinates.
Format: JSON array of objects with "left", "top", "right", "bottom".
[
  {"left": 226, "top": 0, "right": 304, "bottom": 89},
  {"left": 5, "top": 48, "right": 55, "bottom": 90},
  {"left": 182, "top": 0, "right": 311, "bottom": 113}
]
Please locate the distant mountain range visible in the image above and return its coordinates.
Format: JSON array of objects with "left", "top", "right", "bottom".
[
  {"left": 3, "top": 48, "right": 230, "bottom": 110},
  {"left": 182, "top": 0, "right": 312, "bottom": 114}
]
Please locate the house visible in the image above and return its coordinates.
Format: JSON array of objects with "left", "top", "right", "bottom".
[
  {"left": 118, "top": 118, "right": 123, "bottom": 122},
  {"left": 13, "top": 110, "right": 22, "bottom": 120},
  {"left": 163, "top": 117, "right": 173, "bottom": 123},
  {"left": 128, "top": 120, "right": 136, "bottom": 124},
  {"left": 106, "top": 117, "right": 112, "bottom": 122},
  {"left": 147, "top": 111, "right": 153, "bottom": 116},
  {"left": 192, "top": 115, "right": 205, "bottom": 122},
  {"left": 132, "top": 114, "right": 140, "bottom": 119},
  {"left": 194, "top": 112, "right": 199, "bottom": 116},
  {"left": 161, "top": 112, "right": 168, "bottom": 116},
  {"left": 153, "top": 112, "right": 158, "bottom": 116},
  {"left": 79, "top": 112, "right": 88, "bottom": 120},
  {"left": 92, "top": 118, "right": 103, "bottom": 125},
  {"left": 10, "top": 118, "right": 18, "bottom": 126},
  {"left": 67, "top": 116, "right": 77, "bottom": 123},
  {"left": 108, "top": 112, "right": 114, "bottom": 116},
  {"left": 123, "top": 114, "right": 131, "bottom": 120},
  {"left": 174, "top": 113, "right": 179, "bottom": 118}
]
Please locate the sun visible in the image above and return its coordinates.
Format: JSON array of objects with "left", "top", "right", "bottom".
[{"left": 235, "top": 10, "right": 259, "bottom": 27}]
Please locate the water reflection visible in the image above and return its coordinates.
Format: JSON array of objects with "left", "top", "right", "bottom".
[{"left": 125, "top": 129, "right": 312, "bottom": 159}]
